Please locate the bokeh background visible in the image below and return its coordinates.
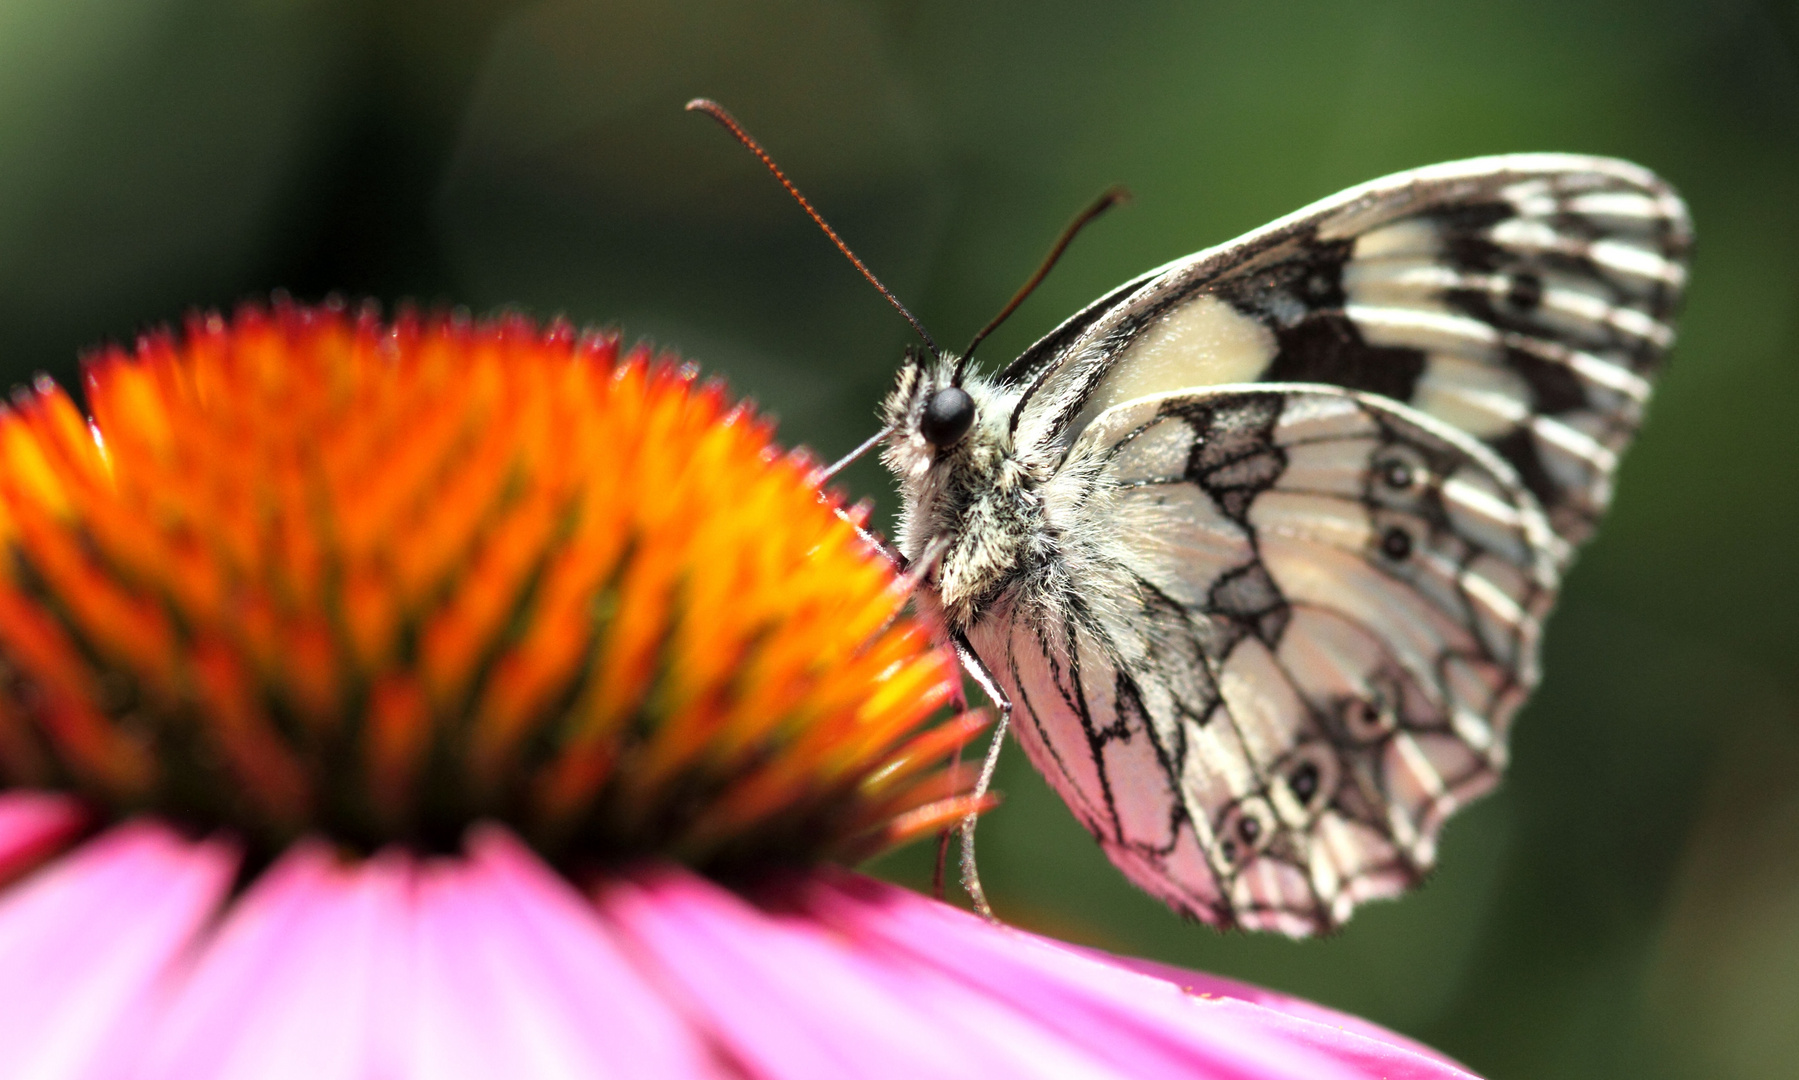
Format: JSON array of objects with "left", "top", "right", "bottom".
[{"left": 1, "top": 1, "right": 1794, "bottom": 1076}]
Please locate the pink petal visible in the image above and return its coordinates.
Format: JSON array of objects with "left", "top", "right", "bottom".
[
  {"left": 135, "top": 827, "right": 725, "bottom": 1080},
  {"left": 789, "top": 870, "right": 1476, "bottom": 1080},
  {"left": 0, "top": 807, "right": 1477, "bottom": 1080},
  {"left": 399, "top": 827, "right": 725, "bottom": 1080},
  {"left": 600, "top": 863, "right": 1363, "bottom": 1080},
  {"left": 604, "top": 864, "right": 1144, "bottom": 1079},
  {"left": 0, "top": 790, "right": 87, "bottom": 882},
  {"left": 0, "top": 820, "right": 237, "bottom": 1080},
  {"left": 598, "top": 865, "right": 971, "bottom": 1079},
  {"left": 1071, "top": 946, "right": 1471, "bottom": 1074},
  {"left": 1141, "top": 994, "right": 1478, "bottom": 1080},
  {"left": 130, "top": 841, "right": 414, "bottom": 1080}
]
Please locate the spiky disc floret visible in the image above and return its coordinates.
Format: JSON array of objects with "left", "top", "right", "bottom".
[{"left": 0, "top": 300, "right": 986, "bottom": 872}]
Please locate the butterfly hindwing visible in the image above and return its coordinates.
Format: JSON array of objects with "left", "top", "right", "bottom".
[
  {"left": 970, "top": 585, "right": 1239, "bottom": 925},
  {"left": 985, "top": 384, "right": 1559, "bottom": 933},
  {"left": 1007, "top": 155, "right": 1690, "bottom": 563}
]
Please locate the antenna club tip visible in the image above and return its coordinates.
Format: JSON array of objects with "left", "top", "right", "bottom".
[{"left": 685, "top": 97, "right": 721, "bottom": 114}]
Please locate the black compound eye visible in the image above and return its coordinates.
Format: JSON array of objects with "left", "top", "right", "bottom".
[{"left": 920, "top": 386, "right": 976, "bottom": 448}]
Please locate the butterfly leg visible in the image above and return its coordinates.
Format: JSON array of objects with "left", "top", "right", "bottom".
[
  {"left": 952, "top": 630, "right": 1011, "bottom": 923},
  {"left": 834, "top": 515, "right": 983, "bottom": 903},
  {"left": 829, "top": 500, "right": 908, "bottom": 570},
  {"left": 811, "top": 424, "right": 894, "bottom": 485}
]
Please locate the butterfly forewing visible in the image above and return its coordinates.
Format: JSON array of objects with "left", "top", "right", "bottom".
[{"left": 1008, "top": 155, "right": 1690, "bottom": 562}]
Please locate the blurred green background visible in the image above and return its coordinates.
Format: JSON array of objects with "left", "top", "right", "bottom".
[{"left": 1, "top": 1, "right": 1794, "bottom": 1076}]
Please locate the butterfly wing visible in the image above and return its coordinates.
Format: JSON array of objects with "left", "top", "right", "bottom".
[
  {"left": 1005, "top": 154, "right": 1690, "bottom": 562},
  {"left": 969, "top": 385, "right": 1558, "bottom": 933}
]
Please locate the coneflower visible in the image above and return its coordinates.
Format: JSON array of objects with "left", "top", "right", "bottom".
[{"left": 0, "top": 300, "right": 1475, "bottom": 1079}]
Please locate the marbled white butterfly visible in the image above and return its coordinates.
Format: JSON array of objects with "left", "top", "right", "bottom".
[{"left": 691, "top": 102, "right": 1691, "bottom": 936}]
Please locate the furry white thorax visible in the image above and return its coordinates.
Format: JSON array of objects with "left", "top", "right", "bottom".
[{"left": 878, "top": 356, "right": 1137, "bottom": 638}]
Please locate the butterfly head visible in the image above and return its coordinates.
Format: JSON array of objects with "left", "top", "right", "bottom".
[
  {"left": 920, "top": 382, "right": 976, "bottom": 448},
  {"left": 877, "top": 349, "right": 1032, "bottom": 622},
  {"left": 878, "top": 349, "right": 1006, "bottom": 478}
]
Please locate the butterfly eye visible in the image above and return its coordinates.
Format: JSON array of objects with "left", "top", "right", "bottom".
[{"left": 921, "top": 386, "right": 976, "bottom": 448}]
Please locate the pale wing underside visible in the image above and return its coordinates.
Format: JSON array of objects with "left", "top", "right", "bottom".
[
  {"left": 1005, "top": 154, "right": 1691, "bottom": 563},
  {"left": 973, "top": 386, "right": 1558, "bottom": 934}
]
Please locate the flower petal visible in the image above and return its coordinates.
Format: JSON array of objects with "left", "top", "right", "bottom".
[
  {"left": 0, "top": 790, "right": 86, "bottom": 882},
  {"left": 599, "top": 865, "right": 1005, "bottom": 1079},
  {"left": 132, "top": 827, "right": 728, "bottom": 1080},
  {"left": 788, "top": 871, "right": 1471, "bottom": 1080},
  {"left": 0, "top": 821, "right": 236, "bottom": 1080},
  {"left": 403, "top": 826, "right": 726, "bottom": 1079},
  {"left": 131, "top": 841, "right": 412, "bottom": 1080},
  {"left": 599, "top": 862, "right": 1361, "bottom": 1080},
  {"left": 1069, "top": 947, "right": 1473, "bottom": 1076}
]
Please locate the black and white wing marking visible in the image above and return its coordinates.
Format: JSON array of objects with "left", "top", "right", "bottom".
[
  {"left": 971, "top": 385, "right": 1558, "bottom": 935},
  {"left": 1005, "top": 154, "right": 1690, "bottom": 563}
]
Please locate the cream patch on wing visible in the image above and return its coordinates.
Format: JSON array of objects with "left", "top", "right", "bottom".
[
  {"left": 1068, "top": 296, "right": 1276, "bottom": 441},
  {"left": 1351, "top": 217, "right": 1442, "bottom": 260},
  {"left": 1411, "top": 352, "right": 1532, "bottom": 438}
]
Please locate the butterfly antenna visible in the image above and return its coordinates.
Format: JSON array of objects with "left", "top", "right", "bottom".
[
  {"left": 687, "top": 98, "right": 941, "bottom": 359},
  {"left": 957, "top": 185, "right": 1131, "bottom": 379}
]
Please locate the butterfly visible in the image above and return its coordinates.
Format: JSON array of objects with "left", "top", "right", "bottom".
[{"left": 688, "top": 102, "right": 1692, "bottom": 936}]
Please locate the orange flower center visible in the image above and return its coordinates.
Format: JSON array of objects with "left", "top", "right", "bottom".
[{"left": 0, "top": 301, "right": 986, "bottom": 872}]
